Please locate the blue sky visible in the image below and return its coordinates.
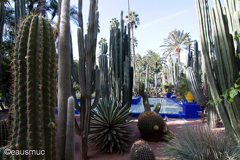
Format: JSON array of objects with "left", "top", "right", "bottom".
[{"left": 69, "top": 0, "right": 224, "bottom": 61}]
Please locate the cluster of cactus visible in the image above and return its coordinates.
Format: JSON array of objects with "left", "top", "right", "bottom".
[
  {"left": 167, "top": 57, "right": 179, "bottom": 86},
  {"left": 130, "top": 140, "right": 155, "bottom": 160},
  {"left": 109, "top": 11, "right": 133, "bottom": 109},
  {"left": 0, "top": 120, "right": 8, "bottom": 147},
  {"left": 10, "top": 15, "right": 57, "bottom": 159},
  {"left": 185, "top": 41, "right": 205, "bottom": 104},
  {"left": 99, "top": 43, "right": 109, "bottom": 101},
  {"left": 89, "top": 98, "right": 132, "bottom": 153},
  {"left": 195, "top": 0, "right": 240, "bottom": 140},
  {"left": 138, "top": 82, "right": 170, "bottom": 142}
]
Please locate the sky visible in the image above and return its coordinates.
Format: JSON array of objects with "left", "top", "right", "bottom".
[{"left": 69, "top": 0, "right": 224, "bottom": 63}]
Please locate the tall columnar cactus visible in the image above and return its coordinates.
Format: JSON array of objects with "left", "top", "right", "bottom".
[
  {"left": 186, "top": 67, "right": 206, "bottom": 106},
  {"left": 75, "top": 0, "right": 101, "bottom": 159},
  {"left": 99, "top": 43, "right": 109, "bottom": 101},
  {"left": 167, "top": 57, "right": 177, "bottom": 85},
  {"left": 187, "top": 45, "right": 193, "bottom": 67},
  {"left": 57, "top": 0, "right": 71, "bottom": 158},
  {"left": 0, "top": 4, "right": 5, "bottom": 54},
  {"left": 14, "top": 0, "right": 25, "bottom": 30},
  {"left": 0, "top": 120, "right": 8, "bottom": 147},
  {"left": 145, "top": 64, "right": 149, "bottom": 94},
  {"left": 10, "top": 15, "right": 57, "bottom": 159},
  {"left": 195, "top": 0, "right": 240, "bottom": 142},
  {"left": 65, "top": 97, "right": 75, "bottom": 160},
  {"left": 154, "top": 74, "right": 157, "bottom": 95},
  {"left": 194, "top": 41, "right": 201, "bottom": 84},
  {"left": 109, "top": 11, "right": 133, "bottom": 109},
  {"left": 0, "top": 4, "right": 5, "bottom": 110}
]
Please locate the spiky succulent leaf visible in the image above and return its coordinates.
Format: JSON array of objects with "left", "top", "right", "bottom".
[{"left": 89, "top": 98, "right": 132, "bottom": 153}]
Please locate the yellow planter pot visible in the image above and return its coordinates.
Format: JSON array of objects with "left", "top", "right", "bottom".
[{"left": 185, "top": 91, "right": 194, "bottom": 102}]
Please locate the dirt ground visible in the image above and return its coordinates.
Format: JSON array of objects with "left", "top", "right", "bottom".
[
  {"left": 0, "top": 112, "right": 224, "bottom": 160},
  {"left": 71, "top": 115, "right": 224, "bottom": 160}
]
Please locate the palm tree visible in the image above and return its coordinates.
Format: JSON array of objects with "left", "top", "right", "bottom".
[
  {"left": 98, "top": 37, "right": 107, "bottom": 48},
  {"left": 133, "top": 36, "right": 138, "bottom": 47},
  {"left": 160, "top": 29, "right": 191, "bottom": 63},
  {"left": 110, "top": 18, "right": 119, "bottom": 30},
  {"left": 126, "top": 11, "right": 140, "bottom": 71},
  {"left": 1, "top": 0, "right": 11, "bottom": 6}
]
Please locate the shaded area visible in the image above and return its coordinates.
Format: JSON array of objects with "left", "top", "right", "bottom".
[{"left": 0, "top": 112, "right": 224, "bottom": 160}]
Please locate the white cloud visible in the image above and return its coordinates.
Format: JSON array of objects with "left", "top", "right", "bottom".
[{"left": 140, "top": 8, "right": 193, "bottom": 29}]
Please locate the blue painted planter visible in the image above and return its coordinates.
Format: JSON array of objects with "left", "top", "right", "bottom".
[
  {"left": 131, "top": 96, "right": 141, "bottom": 104},
  {"left": 166, "top": 93, "right": 171, "bottom": 98},
  {"left": 181, "top": 99, "right": 203, "bottom": 119}
]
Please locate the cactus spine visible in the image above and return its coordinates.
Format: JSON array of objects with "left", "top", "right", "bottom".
[
  {"left": 76, "top": 0, "right": 101, "bottom": 159},
  {"left": 109, "top": 11, "right": 133, "bottom": 109},
  {"left": 10, "top": 15, "right": 57, "bottom": 159},
  {"left": 65, "top": 97, "right": 75, "bottom": 160}
]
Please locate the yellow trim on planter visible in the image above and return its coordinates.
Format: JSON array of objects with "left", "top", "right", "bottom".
[{"left": 185, "top": 91, "right": 194, "bottom": 102}]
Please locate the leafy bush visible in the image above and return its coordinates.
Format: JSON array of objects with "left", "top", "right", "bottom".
[
  {"left": 160, "top": 125, "right": 240, "bottom": 160},
  {"left": 178, "top": 77, "right": 189, "bottom": 95}
]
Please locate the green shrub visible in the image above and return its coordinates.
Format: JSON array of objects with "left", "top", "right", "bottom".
[{"left": 178, "top": 77, "right": 189, "bottom": 95}]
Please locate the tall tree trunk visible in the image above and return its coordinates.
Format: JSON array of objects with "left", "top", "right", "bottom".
[
  {"left": 176, "top": 48, "right": 180, "bottom": 64},
  {"left": 131, "top": 25, "right": 136, "bottom": 88},
  {"left": 131, "top": 26, "right": 136, "bottom": 70},
  {"left": 0, "top": 4, "right": 5, "bottom": 102},
  {"left": 57, "top": 0, "right": 71, "bottom": 159},
  {"left": 127, "top": 0, "right": 130, "bottom": 22},
  {"left": 37, "top": 0, "right": 46, "bottom": 15}
]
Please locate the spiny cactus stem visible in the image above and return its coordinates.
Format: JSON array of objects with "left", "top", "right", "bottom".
[
  {"left": 77, "top": 27, "right": 86, "bottom": 98},
  {"left": 91, "top": 69, "right": 100, "bottom": 110}
]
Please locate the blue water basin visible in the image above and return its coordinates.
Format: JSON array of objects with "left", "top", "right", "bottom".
[{"left": 55, "top": 97, "right": 202, "bottom": 119}]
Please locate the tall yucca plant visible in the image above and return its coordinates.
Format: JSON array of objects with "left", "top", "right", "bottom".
[{"left": 89, "top": 98, "right": 132, "bottom": 153}]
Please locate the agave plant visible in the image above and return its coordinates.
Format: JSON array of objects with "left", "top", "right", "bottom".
[
  {"left": 89, "top": 98, "right": 133, "bottom": 153},
  {"left": 161, "top": 125, "right": 240, "bottom": 160}
]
